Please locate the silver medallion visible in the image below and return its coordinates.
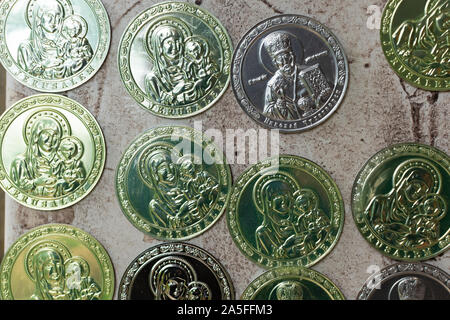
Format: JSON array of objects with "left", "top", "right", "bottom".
[
  {"left": 119, "top": 242, "right": 235, "bottom": 300},
  {"left": 0, "top": 0, "right": 111, "bottom": 92},
  {"left": 232, "top": 15, "right": 349, "bottom": 133},
  {"left": 357, "top": 262, "right": 450, "bottom": 300}
]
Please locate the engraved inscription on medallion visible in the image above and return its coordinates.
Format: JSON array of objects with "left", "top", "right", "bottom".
[
  {"left": 10, "top": 110, "right": 86, "bottom": 198},
  {"left": 26, "top": 240, "right": 101, "bottom": 300},
  {"left": 393, "top": 0, "right": 449, "bottom": 77},
  {"left": 365, "top": 159, "right": 446, "bottom": 249},
  {"left": 262, "top": 32, "right": 332, "bottom": 120},
  {"left": 17, "top": 0, "right": 93, "bottom": 79},
  {"left": 138, "top": 144, "right": 219, "bottom": 230},
  {"left": 253, "top": 172, "right": 331, "bottom": 259},
  {"left": 149, "top": 257, "right": 211, "bottom": 300},
  {"left": 144, "top": 18, "right": 219, "bottom": 106}
]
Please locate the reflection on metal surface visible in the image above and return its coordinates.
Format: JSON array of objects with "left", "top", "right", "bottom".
[
  {"left": 352, "top": 143, "right": 450, "bottom": 261},
  {"left": 117, "top": 2, "right": 233, "bottom": 118},
  {"left": 119, "top": 242, "right": 234, "bottom": 300},
  {"left": 226, "top": 155, "right": 345, "bottom": 269},
  {"left": 116, "top": 126, "right": 232, "bottom": 240},
  {"left": 17, "top": 0, "right": 93, "bottom": 79},
  {"left": 144, "top": 18, "right": 219, "bottom": 106},
  {"left": 357, "top": 262, "right": 450, "bottom": 300},
  {"left": 0, "top": 0, "right": 111, "bottom": 92},
  {"left": 0, "top": 224, "right": 114, "bottom": 300},
  {"left": 10, "top": 110, "right": 87, "bottom": 198},
  {"left": 241, "top": 266, "right": 345, "bottom": 300},
  {"left": 381, "top": 0, "right": 449, "bottom": 91},
  {"left": 26, "top": 240, "right": 101, "bottom": 300},
  {"left": 365, "top": 159, "right": 446, "bottom": 249},
  {"left": 392, "top": 0, "right": 449, "bottom": 78},
  {"left": 0, "top": 94, "right": 106, "bottom": 211}
]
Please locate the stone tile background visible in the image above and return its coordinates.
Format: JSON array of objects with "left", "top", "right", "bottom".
[{"left": 2, "top": 0, "right": 449, "bottom": 299}]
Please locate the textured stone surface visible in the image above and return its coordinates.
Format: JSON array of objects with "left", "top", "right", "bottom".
[{"left": 2, "top": 0, "right": 449, "bottom": 300}]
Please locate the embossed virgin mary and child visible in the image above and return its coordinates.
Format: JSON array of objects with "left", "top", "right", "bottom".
[
  {"left": 149, "top": 257, "right": 211, "bottom": 300},
  {"left": 138, "top": 144, "right": 219, "bottom": 229},
  {"left": 253, "top": 172, "right": 331, "bottom": 259},
  {"left": 144, "top": 18, "right": 219, "bottom": 105},
  {"left": 261, "top": 31, "right": 333, "bottom": 120},
  {"left": 365, "top": 159, "right": 447, "bottom": 249},
  {"left": 393, "top": 0, "right": 449, "bottom": 77},
  {"left": 10, "top": 110, "right": 86, "bottom": 198},
  {"left": 26, "top": 241, "right": 101, "bottom": 300},
  {"left": 17, "top": 0, "right": 93, "bottom": 79}
]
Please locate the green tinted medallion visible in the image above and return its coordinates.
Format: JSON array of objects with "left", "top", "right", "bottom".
[
  {"left": 116, "top": 126, "right": 232, "bottom": 240},
  {"left": 241, "top": 266, "right": 345, "bottom": 300},
  {"left": 0, "top": 94, "right": 106, "bottom": 210},
  {"left": 381, "top": 0, "right": 449, "bottom": 91},
  {"left": 0, "top": 0, "right": 111, "bottom": 92},
  {"left": 119, "top": 242, "right": 234, "bottom": 300},
  {"left": 227, "top": 155, "right": 344, "bottom": 269},
  {"left": 0, "top": 224, "right": 115, "bottom": 300},
  {"left": 352, "top": 143, "right": 450, "bottom": 261}
]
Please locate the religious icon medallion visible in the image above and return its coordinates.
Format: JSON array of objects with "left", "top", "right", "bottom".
[
  {"left": 352, "top": 143, "right": 450, "bottom": 261},
  {"left": 116, "top": 126, "right": 232, "bottom": 240},
  {"left": 0, "top": 0, "right": 111, "bottom": 92},
  {"left": 226, "top": 155, "right": 344, "bottom": 269},
  {"left": 358, "top": 262, "right": 450, "bottom": 300},
  {"left": 118, "top": 2, "right": 233, "bottom": 118},
  {"left": 119, "top": 242, "right": 234, "bottom": 300},
  {"left": 242, "top": 266, "right": 344, "bottom": 300},
  {"left": 232, "top": 15, "right": 349, "bottom": 132},
  {"left": 381, "top": 0, "right": 449, "bottom": 91},
  {"left": 0, "top": 224, "right": 114, "bottom": 300},
  {"left": 0, "top": 94, "right": 106, "bottom": 210}
]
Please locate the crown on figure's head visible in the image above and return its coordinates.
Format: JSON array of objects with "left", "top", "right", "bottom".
[{"left": 263, "top": 32, "right": 293, "bottom": 59}]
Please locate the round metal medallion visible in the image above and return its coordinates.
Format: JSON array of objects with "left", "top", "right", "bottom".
[
  {"left": 231, "top": 14, "right": 349, "bottom": 132},
  {"left": 119, "top": 242, "right": 234, "bottom": 300},
  {"left": 118, "top": 1, "right": 233, "bottom": 118},
  {"left": 0, "top": 0, "right": 111, "bottom": 92},
  {"left": 227, "top": 155, "right": 344, "bottom": 269},
  {"left": 0, "top": 94, "right": 106, "bottom": 210},
  {"left": 116, "top": 126, "right": 232, "bottom": 241},
  {"left": 352, "top": 143, "right": 450, "bottom": 261},
  {"left": 0, "top": 224, "right": 115, "bottom": 300}
]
